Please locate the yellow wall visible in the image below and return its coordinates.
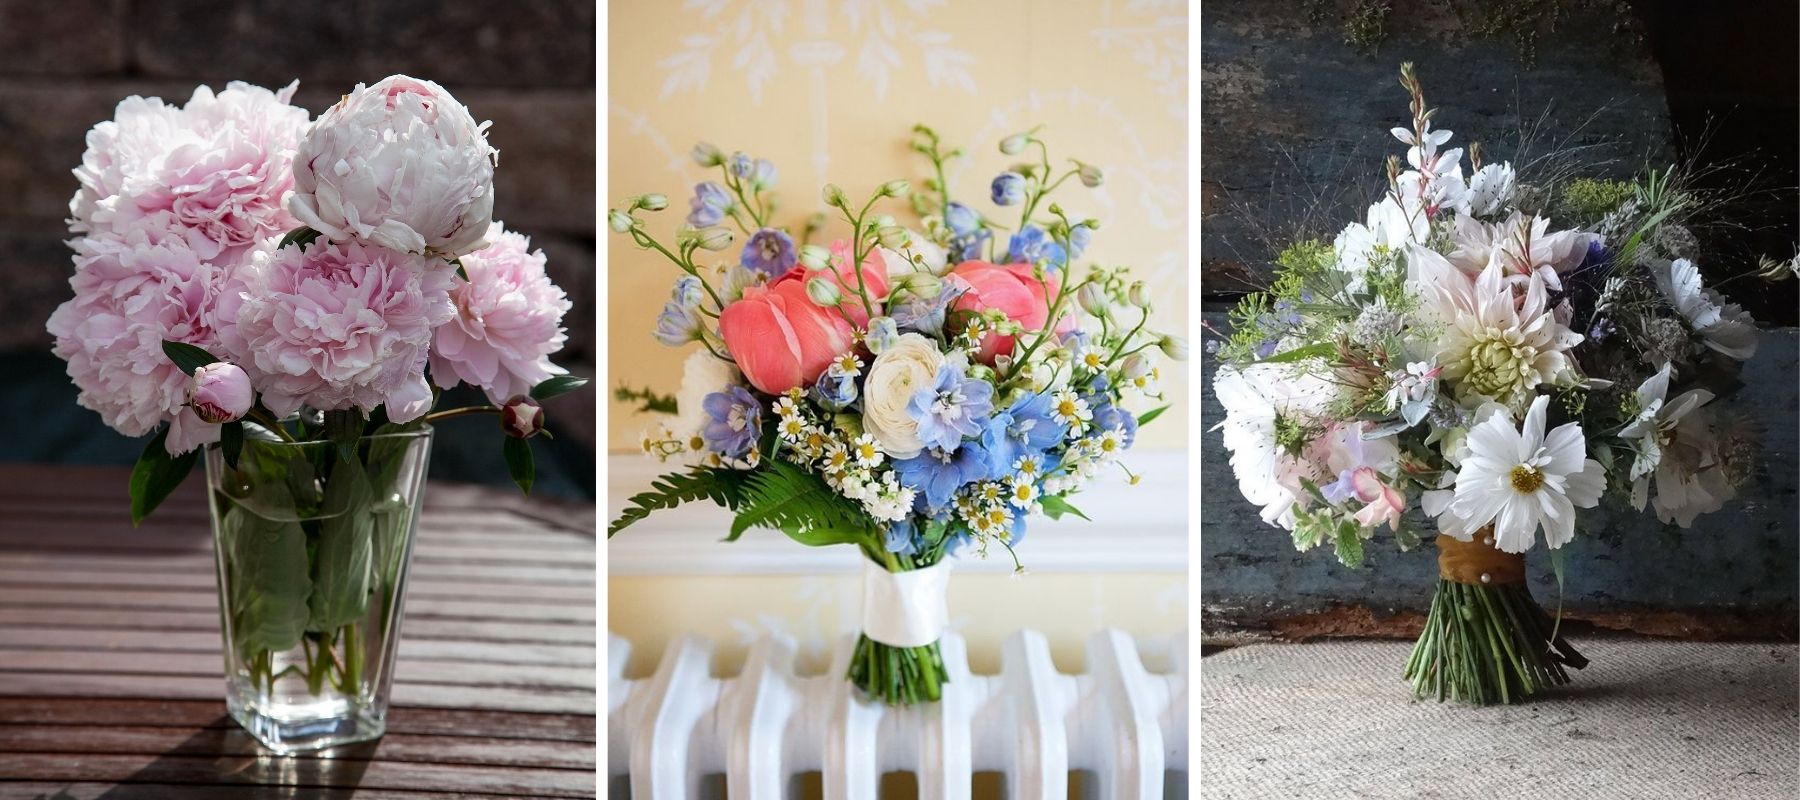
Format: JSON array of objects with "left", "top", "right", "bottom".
[
  {"left": 605, "top": 0, "right": 1190, "bottom": 451},
  {"left": 605, "top": 1, "right": 1191, "bottom": 690}
]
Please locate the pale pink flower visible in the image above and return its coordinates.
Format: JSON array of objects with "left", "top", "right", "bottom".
[
  {"left": 289, "top": 75, "right": 498, "bottom": 258},
  {"left": 188, "top": 362, "right": 252, "bottom": 423},
  {"left": 69, "top": 81, "right": 309, "bottom": 264},
  {"left": 220, "top": 238, "right": 453, "bottom": 423},
  {"left": 46, "top": 233, "right": 227, "bottom": 453},
  {"left": 428, "top": 225, "right": 571, "bottom": 403}
]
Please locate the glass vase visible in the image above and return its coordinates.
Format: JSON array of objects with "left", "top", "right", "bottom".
[{"left": 203, "top": 427, "right": 432, "bottom": 753}]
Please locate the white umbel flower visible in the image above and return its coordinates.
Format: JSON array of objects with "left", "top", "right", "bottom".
[
  {"left": 289, "top": 75, "right": 498, "bottom": 258},
  {"left": 1446, "top": 395, "right": 1605, "bottom": 552}
]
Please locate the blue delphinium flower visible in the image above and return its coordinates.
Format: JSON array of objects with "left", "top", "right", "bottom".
[
  {"left": 1002, "top": 505, "right": 1028, "bottom": 546},
  {"left": 740, "top": 228, "right": 797, "bottom": 278},
  {"left": 729, "top": 152, "right": 754, "bottom": 178},
  {"left": 889, "top": 279, "right": 970, "bottom": 334},
  {"left": 894, "top": 441, "right": 992, "bottom": 510},
  {"left": 687, "top": 181, "right": 734, "bottom": 226},
  {"left": 812, "top": 370, "right": 858, "bottom": 411},
  {"left": 884, "top": 519, "right": 919, "bottom": 555},
  {"left": 1068, "top": 223, "right": 1093, "bottom": 259},
  {"left": 701, "top": 385, "right": 761, "bottom": 458},
  {"left": 950, "top": 228, "right": 992, "bottom": 262},
  {"left": 865, "top": 316, "right": 900, "bottom": 353},
  {"left": 980, "top": 392, "right": 1067, "bottom": 476},
  {"left": 991, "top": 172, "right": 1026, "bottom": 206},
  {"left": 907, "top": 364, "right": 994, "bottom": 452},
  {"left": 1081, "top": 375, "right": 1138, "bottom": 447},
  {"left": 653, "top": 276, "right": 706, "bottom": 346},
  {"left": 944, "top": 202, "right": 980, "bottom": 236},
  {"left": 750, "top": 158, "right": 777, "bottom": 189},
  {"left": 1007, "top": 225, "right": 1067, "bottom": 271}
]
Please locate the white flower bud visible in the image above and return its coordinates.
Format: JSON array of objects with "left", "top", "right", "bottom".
[
  {"left": 822, "top": 183, "right": 847, "bottom": 207},
  {"left": 1127, "top": 281, "right": 1151, "bottom": 309},
  {"left": 1157, "top": 333, "right": 1190, "bottom": 361},
  {"left": 694, "top": 226, "right": 734, "bottom": 251},
  {"left": 638, "top": 193, "right": 668, "bottom": 211},
  {"left": 1079, "top": 163, "right": 1105, "bottom": 188},
  {"left": 691, "top": 141, "right": 724, "bottom": 167},
  {"left": 798, "top": 244, "right": 832, "bottom": 270},
  {"left": 876, "top": 225, "right": 910, "bottom": 250},
  {"left": 999, "top": 133, "right": 1029, "bottom": 155},
  {"left": 1121, "top": 353, "right": 1151, "bottom": 380},
  {"left": 608, "top": 210, "right": 633, "bottom": 233},
  {"left": 1077, "top": 282, "right": 1109, "bottom": 318},
  {"left": 879, "top": 179, "right": 911, "bottom": 197},
  {"left": 806, "top": 277, "right": 842, "bottom": 307}
]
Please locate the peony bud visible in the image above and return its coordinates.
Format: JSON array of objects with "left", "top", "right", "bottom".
[
  {"left": 1077, "top": 282, "right": 1109, "bottom": 318},
  {"left": 1157, "top": 333, "right": 1190, "bottom": 361},
  {"left": 806, "top": 277, "right": 842, "bottom": 307},
  {"left": 798, "top": 244, "right": 832, "bottom": 271},
  {"left": 879, "top": 179, "right": 911, "bottom": 198},
  {"left": 822, "top": 183, "right": 847, "bottom": 207},
  {"left": 501, "top": 395, "right": 545, "bottom": 439},
  {"left": 638, "top": 193, "right": 669, "bottom": 211},
  {"left": 1079, "top": 163, "right": 1105, "bottom": 188},
  {"left": 999, "top": 132, "right": 1030, "bottom": 155},
  {"left": 691, "top": 141, "right": 724, "bottom": 167},
  {"left": 876, "top": 225, "right": 911, "bottom": 250},
  {"left": 188, "top": 363, "right": 252, "bottom": 424},
  {"left": 608, "top": 210, "right": 634, "bottom": 233},
  {"left": 1127, "top": 281, "right": 1151, "bottom": 309},
  {"left": 695, "top": 226, "right": 734, "bottom": 251}
]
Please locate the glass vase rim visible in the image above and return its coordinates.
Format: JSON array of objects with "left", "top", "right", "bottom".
[{"left": 202, "top": 424, "right": 435, "bottom": 453}]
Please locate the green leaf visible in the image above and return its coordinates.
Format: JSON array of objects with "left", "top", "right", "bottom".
[
  {"left": 451, "top": 258, "right": 470, "bottom": 282},
  {"left": 1135, "top": 405, "right": 1169, "bottom": 427},
  {"left": 612, "top": 383, "right": 678, "bottom": 415},
  {"left": 531, "top": 375, "right": 591, "bottom": 401},
  {"left": 308, "top": 455, "right": 375, "bottom": 633},
  {"left": 608, "top": 467, "right": 752, "bottom": 537},
  {"left": 220, "top": 421, "right": 244, "bottom": 469},
  {"left": 728, "top": 459, "right": 874, "bottom": 548},
  {"left": 161, "top": 340, "right": 220, "bottom": 376},
  {"left": 504, "top": 436, "right": 534, "bottom": 495},
  {"left": 322, "top": 409, "right": 364, "bottom": 462},
  {"left": 128, "top": 427, "right": 198, "bottom": 526},
  {"left": 220, "top": 504, "right": 313, "bottom": 654},
  {"left": 1334, "top": 524, "right": 1366, "bottom": 569},
  {"left": 1256, "top": 341, "right": 1336, "bottom": 364},
  {"left": 1039, "top": 494, "right": 1091, "bottom": 522},
  {"left": 276, "top": 226, "right": 322, "bottom": 251}
]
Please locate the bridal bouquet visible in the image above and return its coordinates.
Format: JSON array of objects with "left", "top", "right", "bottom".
[
  {"left": 46, "top": 75, "right": 584, "bottom": 751},
  {"left": 1211, "top": 64, "right": 1766, "bottom": 705},
  {"left": 609, "top": 126, "right": 1184, "bottom": 705}
]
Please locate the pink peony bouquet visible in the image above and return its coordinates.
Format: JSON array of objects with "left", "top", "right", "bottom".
[
  {"left": 607, "top": 126, "right": 1186, "bottom": 706},
  {"left": 47, "top": 75, "right": 586, "bottom": 520}
]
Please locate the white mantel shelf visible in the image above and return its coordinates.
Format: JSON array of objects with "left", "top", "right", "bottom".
[{"left": 605, "top": 449, "right": 1189, "bottom": 575}]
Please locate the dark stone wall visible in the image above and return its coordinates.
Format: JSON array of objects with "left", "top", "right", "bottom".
[{"left": 0, "top": 0, "right": 596, "bottom": 498}]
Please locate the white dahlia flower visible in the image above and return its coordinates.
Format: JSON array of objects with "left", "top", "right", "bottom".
[{"left": 1410, "top": 244, "right": 1583, "bottom": 412}]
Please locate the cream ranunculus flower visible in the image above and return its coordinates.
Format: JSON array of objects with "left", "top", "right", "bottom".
[
  {"left": 861, "top": 332, "right": 945, "bottom": 458},
  {"left": 289, "top": 75, "right": 498, "bottom": 258}
]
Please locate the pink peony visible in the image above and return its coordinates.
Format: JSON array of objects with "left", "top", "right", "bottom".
[
  {"left": 46, "top": 233, "right": 228, "bottom": 453},
  {"left": 289, "top": 75, "right": 497, "bottom": 258},
  {"left": 218, "top": 238, "right": 453, "bottom": 423},
  {"left": 188, "top": 362, "right": 252, "bottom": 424},
  {"left": 772, "top": 240, "right": 890, "bottom": 327},
  {"left": 949, "top": 260, "right": 1068, "bottom": 363},
  {"left": 719, "top": 277, "right": 858, "bottom": 395},
  {"left": 428, "top": 224, "right": 571, "bottom": 404},
  {"left": 69, "top": 81, "right": 310, "bottom": 265}
]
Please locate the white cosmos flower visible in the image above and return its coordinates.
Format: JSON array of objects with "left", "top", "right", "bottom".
[
  {"left": 1618, "top": 363, "right": 1714, "bottom": 489},
  {"left": 1212, "top": 363, "right": 1340, "bottom": 529},
  {"left": 1651, "top": 257, "right": 1759, "bottom": 360},
  {"left": 1410, "top": 245, "right": 1584, "bottom": 412},
  {"left": 1619, "top": 368, "right": 1735, "bottom": 529},
  {"left": 1446, "top": 395, "right": 1605, "bottom": 552}
]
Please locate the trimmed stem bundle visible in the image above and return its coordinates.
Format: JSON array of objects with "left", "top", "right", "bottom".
[
  {"left": 847, "top": 636, "right": 947, "bottom": 706},
  {"left": 1403, "top": 533, "right": 1587, "bottom": 705}
]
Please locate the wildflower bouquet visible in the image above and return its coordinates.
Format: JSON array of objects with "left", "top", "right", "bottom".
[
  {"left": 1211, "top": 64, "right": 1766, "bottom": 705},
  {"left": 609, "top": 126, "right": 1184, "bottom": 706},
  {"left": 46, "top": 75, "right": 585, "bottom": 751}
]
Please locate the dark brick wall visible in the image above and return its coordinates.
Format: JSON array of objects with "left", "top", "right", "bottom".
[{"left": 0, "top": 0, "right": 596, "bottom": 497}]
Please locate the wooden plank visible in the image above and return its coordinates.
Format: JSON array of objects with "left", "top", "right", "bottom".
[
  {"left": 0, "top": 699, "right": 594, "bottom": 743},
  {"left": 0, "top": 753, "right": 594, "bottom": 797},
  {"left": 0, "top": 651, "right": 593, "bottom": 691},
  {"left": 0, "top": 725, "right": 595, "bottom": 770},
  {"left": 0, "top": 784, "right": 498, "bottom": 800},
  {"left": 0, "top": 571, "right": 595, "bottom": 602},
  {"left": 0, "top": 555, "right": 594, "bottom": 586},
  {"left": 0, "top": 591, "right": 596, "bottom": 623},
  {"left": 0, "top": 630, "right": 594, "bottom": 665},
  {"left": 0, "top": 535, "right": 597, "bottom": 566}
]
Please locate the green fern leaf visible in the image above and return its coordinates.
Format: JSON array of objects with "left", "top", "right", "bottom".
[
  {"left": 729, "top": 459, "right": 873, "bottom": 548},
  {"left": 607, "top": 467, "right": 751, "bottom": 538}
]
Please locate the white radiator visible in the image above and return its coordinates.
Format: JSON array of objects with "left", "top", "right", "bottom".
[{"left": 607, "top": 629, "right": 1188, "bottom": 799}]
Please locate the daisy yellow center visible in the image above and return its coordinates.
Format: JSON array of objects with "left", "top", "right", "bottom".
[
  {"left": 1508, "top": 464, "right": 1544, "bottom": 494},
  {"left": 1057, "top": 399, "right": 1079, "bottom": 416}
]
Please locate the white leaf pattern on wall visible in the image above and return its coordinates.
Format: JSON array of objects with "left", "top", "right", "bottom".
[{"left": 1095, "top": 0, "right": 1189, "bottom": 120}]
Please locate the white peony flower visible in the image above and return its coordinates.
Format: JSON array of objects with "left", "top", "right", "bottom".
[
  {"left": 289, "top": 75, "right": 498, "bottom": 258},
  {"left": 1651, "top": 257, "right": 1759, "bottom": 360},
  {"left": 1409, "top": 245, "right": 1583, "bottom": 412},
  {"left": 861, "top": 333, "right": 946, "bottom": 458},
  {"left": 1445, "top": 395, "right": 1605, "bottom": 552}
]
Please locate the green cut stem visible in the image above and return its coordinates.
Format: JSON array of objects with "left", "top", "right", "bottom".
[
  {"left": 848, "top": 634, "right": 947, "bottom": 707},
  {"left": 1403, "top": 578, "right": 1586, "bottom": 706}
]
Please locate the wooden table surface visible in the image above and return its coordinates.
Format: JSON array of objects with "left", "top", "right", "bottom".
[{"left": 0, "top": 464, "right": 597, "bottom": 799}]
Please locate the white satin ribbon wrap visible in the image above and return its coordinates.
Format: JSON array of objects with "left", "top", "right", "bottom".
[{"left": 859, "top": 559, "right": 950, "bottom": 648}]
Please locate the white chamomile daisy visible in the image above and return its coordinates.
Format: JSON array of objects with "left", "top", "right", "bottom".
[
  {"left": 852, "top": 434, "right": 884, "bottom": 468},
  {"left": 830, "top": 352, "right": 865, "bottom": 378},
  {"left": 1008, "top": 478, "right": 1040, "bottom": 508},
  {"left": 777, "top": 415, "right": 807, "bottom": 442},
  {"left": 1051, "top": 390, "right": 1093, "bottom": 433},
  {"left": 1095, "top": 427, "right": 1126, "bottom": 458},
  {"left": 1078, "top": 346, "right": 1107, "bottom": 373},
  {"left": 1013, "top": 454, "right": 1043, "bottom": 477},
  {"left": 822, "top": 442, "right": 852, "bottom": 475}
]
